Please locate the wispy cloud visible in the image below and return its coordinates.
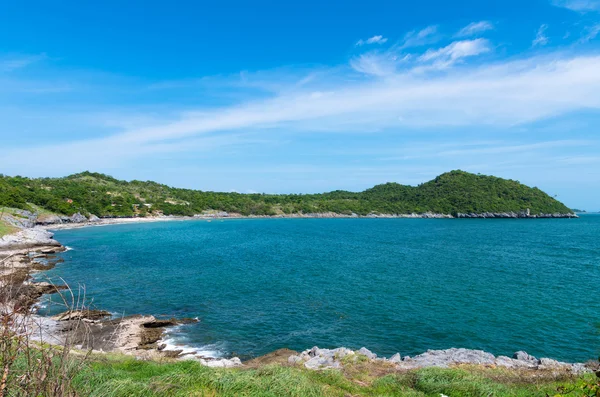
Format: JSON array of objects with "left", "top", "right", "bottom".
[
  {"left": 455, "top": 21, "right": 494, "bottom": 37},
  {"left": 552, "top": 0, "right": 600, "bottom": 12},
  {"left": 533, "top": 24, "right": 549, "bottom": 46},
  {"left": 4, "top": 51, "right": 600, "bottom": 169},
  {"left": 418, "top": 39, "right": 491, "bottom": 69},
  {"left": 3, "top": 22, "right": 600, "bottom": 203},
  {"left": 400, "top": 25, "right": 439, "bottom": 49},
  {"left": 356, "top": 35, "right": 388, "bottom": 46},
  {"left": 350, "top": 52, "right": 410, "bottom": 77},
  {"left": 579, "top": 23, "right": 600, "bottom": 42}
]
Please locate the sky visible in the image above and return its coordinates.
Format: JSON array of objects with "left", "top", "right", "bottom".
[{"left": 1, "top": 0, "right": 600, "bottom": 210}]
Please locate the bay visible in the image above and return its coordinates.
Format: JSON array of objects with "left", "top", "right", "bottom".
[{"left": 39, "top": 216, "right": 600, "bottom": 362}]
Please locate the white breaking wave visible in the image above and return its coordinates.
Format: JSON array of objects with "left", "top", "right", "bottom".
[
  {"left": 159, "top": 337, "right": 224, "bottom": 358},
  {"left": 64, "top": 246, "right": 74, "bottom": 251},
  {"left": 159, "top": 326, "right": 225, "bottom": 359}
]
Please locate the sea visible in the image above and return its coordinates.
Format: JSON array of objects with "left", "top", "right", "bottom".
[{"left": 37, "top": 215, "right": 600, "bottom": 362}]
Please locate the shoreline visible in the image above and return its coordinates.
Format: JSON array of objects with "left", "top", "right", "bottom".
[
  {"left": 1, "top": 224, "right": 594, "bottom": 374},
  {"left": 38, "top": 210, "right": 579, "bottom": 232}
]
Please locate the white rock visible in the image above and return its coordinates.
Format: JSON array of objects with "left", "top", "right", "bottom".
[
  {"left": 358, "top": 347, "right": 377, "bottom": 359},
  {"left": 389, "top": 353, "right": 402, "bottom": 363}
]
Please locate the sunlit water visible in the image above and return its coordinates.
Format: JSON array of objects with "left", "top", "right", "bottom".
[{"left": 38, "top": 216, "right": 600, "bottom": 362}]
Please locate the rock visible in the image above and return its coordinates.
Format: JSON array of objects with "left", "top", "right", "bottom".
[
  {"left": 572, "top": 363, "right": 593, "bottom": 375},
  {"left": 288, "top": 355, "right": 303, "bottom": 365},
  {"left": 162, "top": 349, "right": 183, "bottom": 358},
  {"left": 282, "top": 346, "right": 588, "bottom": 374},
  {"left": 36, "top": 214, "right": 64, "bottom": 225},
  {"left": 70, "top": 213, "right": 87, "bottom": 223},
  {"left": 358, "top": 347, "right": 377, "bottom": 359},
  {"left": 201, "top": 357, "right": 242, "bottom": 368},
  {"left": 88, "top": 214, "right": 100, "bottom": 222},
  {"left": 513, "top": 351, "right": 539, "bottom": 364},
  {"left": 304, "top": 355, "right": 340, "bottom": 370},
  {"left": 0, "top": 227, "right": 61, "bottom": 250},
  {"left": 405, "top": 348, "right": 496, "bottom": 368},
  {"left": 141, "top": 317, "right": 198, "bottom": 328},
  {"left": 32, "top": 281, "right": 68, "bottom": 295},
  {"left": 389, "top": 353, "right": 402, "bottom": 363},
  {"left": 539, "top": 358, "right": 562, "bottom": 367},
  {"left": 309, "top": 346, "right": 320, "bottom": 357},
  {"left": 53, "top": 309, "right": 112, "bottom": 321},
  {"left": 331, "top": 347, "right": 354, "bottom": 359}
]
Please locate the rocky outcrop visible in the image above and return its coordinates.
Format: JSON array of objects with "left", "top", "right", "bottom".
[
  {"left": 456, "top": 211, "right": 577, "bottom": 219},
  {"left": 0, "top": 210, "right": 37, "bottom": 228},
  {"left": 53, "top": 309, "right": 112, "bottom": 322},
  {"left": 70, "top": 212, "right": 87, "bottom": 223},
  {"left": 35, "top": 212, "right": 89, "bottom": 225},
  {"left": 287, "top": 347, "right": 592, "bottom": 374},
  {"left": 0, "top": 227, "right": 62, "bottom": 250}
]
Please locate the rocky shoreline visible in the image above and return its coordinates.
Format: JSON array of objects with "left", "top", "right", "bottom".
[
  {"left": 285, "top": 346, "right": 595, "bottom": 374},
  {"left": 0, "top": 227, "right": 230, "bottom": 363},
  {"left": 1, "top": 219, "right": 593, "bottom": 374},
  {"left": 0, "top": 208, "right": 578, "bottom": 234}
]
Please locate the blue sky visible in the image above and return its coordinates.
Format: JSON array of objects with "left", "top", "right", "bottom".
[{"left": 2, "top": 0, "right": 600, "bottom": 210}]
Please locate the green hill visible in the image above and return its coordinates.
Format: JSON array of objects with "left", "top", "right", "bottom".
[{"left": 0, "top": 170, "right": 573, "bottom": 218}]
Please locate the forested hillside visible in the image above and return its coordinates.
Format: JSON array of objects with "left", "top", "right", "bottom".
[{"left": 0, "top": 170, "right": 573, "bottom": 217}]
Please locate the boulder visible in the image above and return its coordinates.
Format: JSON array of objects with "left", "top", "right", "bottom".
[
  {"left": 304, "top": 355, "right": 340, "bottom": 370},
  {"left": 288, "top": 355, "right": 303, "bottom": 365},
  {"left": 539, "top": 358, "right": 562, "bottom": 367},
  {"left": 35, "top": 214, "right": 63, "bottom": 225},
  {"left": 88, "top": 214, "right": 100, "bottom": 222},
  {"left": 405, "top": 348, "right": 496, "bottom": 368},
  {"left": 358, "top": 347, "right": 377, "bottom": 359},
  {"left": 389, "top": 353, "right": 402, "bottom": 363},
  {"left": 70, "top": 213, "right": 87, "bottom": 223},
  {"left": 513, "top": 351, "right": 539, "bottom": 364},
  {"left": 201, "top": 357, "right": 242, "bottom": 368}
]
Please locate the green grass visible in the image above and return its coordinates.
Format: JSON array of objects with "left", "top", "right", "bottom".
[
  {"left": 69, "top": 356, "right": 596, "bottom": 397},
  {"left": 0, "top": 218, "right": 17, "bottom": 237}
]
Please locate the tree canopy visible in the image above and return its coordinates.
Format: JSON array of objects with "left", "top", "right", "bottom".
[{"left": 0, "top": 170, "right": 572, "bottom": 217}]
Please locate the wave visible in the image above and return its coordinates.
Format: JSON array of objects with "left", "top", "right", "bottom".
[
  {"left": 64, "top": 246, "right": 74, "bottom": 251},
  {"left": 160, "top": 326, "right": 225, "bottom": 359}
]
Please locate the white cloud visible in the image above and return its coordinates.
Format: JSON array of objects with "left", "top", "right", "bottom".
[
  {"left": 400, "top": 25, "right": 439, "bottom": 48},
  {"left": 552, "top": 0, "right": 600, "bottom": 12},
  {"left": 456, "top": 21, "right": 494, "bottom": 37},
  {"left": 350, "top": 52, "right": 408, "bottom": 76},
  {"left": 356, "top": 35, "right": 388, "bottom": 46},
  {"left": 580, "top": 23, "right": 600, "bottom": 42},
  {"left": 418, "top": 39, "right": 491, "bottom": 69},
  {"left": 533, "top": 24, "right": 549, "bottom": 46},
  {"left": 4, "top": 29, "right": 600, "bottom": 178},
  {"left": 4, "top": 51, "right": 600, "bottom": 170}
]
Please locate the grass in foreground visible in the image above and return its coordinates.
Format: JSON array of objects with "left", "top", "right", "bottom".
[
  {"left": 0, "top": 218, "right": 17, "bottom": 237},
  {"left": 68, "top": 355, "right": 597, "bottom": 397}
]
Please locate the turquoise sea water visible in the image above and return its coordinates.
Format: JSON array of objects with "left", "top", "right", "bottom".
[{"left": 40, "top": 216, "right": 600, "bottom": 362}]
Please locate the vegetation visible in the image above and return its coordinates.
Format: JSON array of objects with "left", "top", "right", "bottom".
[
  {"left": 0, "top": 170, "right": 572, "bottom": 218},
  {"left": 67, "top": 356, "right": 600, "bottom": 396},
  {"left": 0, "top": 208, "right": 17, "bottom": 237},
  {"left": 0, "top": 220, "right": 16, "bottom": 238}
]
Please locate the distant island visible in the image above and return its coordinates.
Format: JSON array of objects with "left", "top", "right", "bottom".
[{"left": 0, "top": 170, "right": 575, "bottom": 220}]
